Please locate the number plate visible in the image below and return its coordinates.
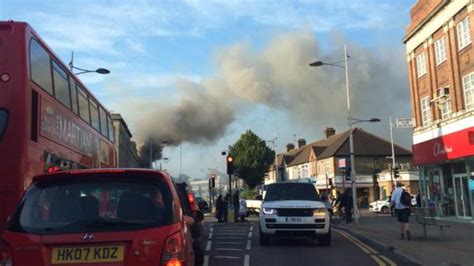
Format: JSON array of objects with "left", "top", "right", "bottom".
[
  {"left": 285, "top": 217, "right": 303, "bottom": 223},
  {"left": 51, "top": 245, "right": 124, "bottom": 264}
]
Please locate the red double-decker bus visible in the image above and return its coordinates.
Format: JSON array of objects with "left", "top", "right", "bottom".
[{"left": 0, "top": 21, "right": 116, "bottom": 231}]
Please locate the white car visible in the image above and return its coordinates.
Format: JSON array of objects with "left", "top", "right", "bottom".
[
  {"left": 369, "top": 195, "right": 417, "bottom": 214},
  {"left": 259, "top": 182, "right": 331, "bottom": 246},
  {"left": 369, "top": 197, "right": 391, "bottom": 214}
]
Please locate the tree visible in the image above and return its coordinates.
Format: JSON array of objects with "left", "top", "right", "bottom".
[{"left": 229, "top": 130, "right": 275, "bottom": 188}]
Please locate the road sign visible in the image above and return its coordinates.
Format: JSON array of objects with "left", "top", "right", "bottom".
[
  {"left": 338, "top": 158, "right": 346, "bottom": 168},
  {"left": 395, "top": 118, "right": 414, "bottom": 128}
]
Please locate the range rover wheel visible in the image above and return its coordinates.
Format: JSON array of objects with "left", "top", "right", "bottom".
[
  {"left": 259, "top": 228, "right": 271, "bottom": 246},
  {"left": 319, "top": 230, "right": 331, "bottom": 246}
]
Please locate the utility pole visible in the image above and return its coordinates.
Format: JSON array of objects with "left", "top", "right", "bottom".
[{"left": 389, "top": 116, "right": 396, "bottom": 191}]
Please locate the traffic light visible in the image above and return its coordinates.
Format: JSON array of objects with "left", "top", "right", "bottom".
[
  {"left": 345, "top": 167, "right": 351, "bottom": 181},
  {"left": 394, "top": 167, "right": 400, "bottom": 178},
  {"left": 226, "top": 155, "right": 234, "bottom": 175},
  {"left": 210, "top": 174, "right": 216, "bottom": 188}
]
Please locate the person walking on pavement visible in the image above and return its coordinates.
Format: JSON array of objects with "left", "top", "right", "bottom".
[
  {"left": 391, "top": 182, "right": 411, "bottom": 240},
  {"left": 215, "top": 195, "right": 224, "bottom": 223},
  {"left": 223, "top": 193, "right": 230, "bottom": 223},
  {"left": 239, "top": 198, "right": 247, "bottom": 222},
  {"left": 232, "top": 191, "right": 240, "bottom": 222},
  {"left": 343, "top": 189, "right": 353, "bottom": 223}
]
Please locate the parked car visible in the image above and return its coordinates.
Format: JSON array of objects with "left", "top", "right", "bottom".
[
  {"left": 195, "top": 196, "right": 209, "bottom": 213},
  {"left": 245, "top": 199, "right": 261, "bottom": 216},
  {"left": 175, "top": 182, "right": 205, "bottom": 266},
  {"left": 369, "top": 195, "right": 418, "bottom": 214},
  {"left": 369, "top": 196, "right": 391, "bottom": 214},
  {"left": 1, "top": 169, "right": 195, "bottom": 266},
  {"left": 259, "top": 182, "right": 331, "bottom": 246}
]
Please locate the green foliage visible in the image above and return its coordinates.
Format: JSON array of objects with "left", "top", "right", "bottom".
[
  {"left": 229, "top": 129, "right": 274, "bottom": 188},
  {"left": 240, "top": 187, "right": 260, "bottom": 200}
]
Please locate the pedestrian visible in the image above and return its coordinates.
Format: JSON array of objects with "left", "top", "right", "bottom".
[
  {"left": 223, "top": 193, "right": 230, "bottom": 223},
  {"left": 416, "top": 193, "right": 421, "bottom": 208},
  {"left": 215, "top": 195, "right": 224, "bottom": 223},
  {"left": 343, "top": 189, "right": 353, "bottom": 223},
  {"left": 391, "top": 182, "right": 411, "bottom": 240},
  {"left": 389, "top": 191, "right": 395, "bottom": 216},
  {"left": 239, "top": 198, "right": 247, "bottom": 222},
  {"left": 232, "top": 191, "right": 240, "bottom": 222},
  {"left": 321, "top": 194, "right": 332, "bottom": 215}
]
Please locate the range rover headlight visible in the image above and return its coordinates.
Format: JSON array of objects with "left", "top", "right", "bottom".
[
  {"left": 313, "top": 208, "right": 327, "bottom": 215},
  {"left": 262, "top": 208, "right": 277, "bottom": 215}
]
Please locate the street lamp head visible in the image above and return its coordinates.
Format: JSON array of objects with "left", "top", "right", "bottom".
[
  {"left": 309, "top": 61, "right": 324, "bottom": 67},
  {"left": 369, "top": 118, "right": 381, "bottom": 123},
  {"left": 95, "top": 68, "right": 110, "bottom": 74}
]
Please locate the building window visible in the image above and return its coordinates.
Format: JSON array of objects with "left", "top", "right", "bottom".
[
  {"left": 462, "top": 73, "right": 474, "bottom": 111},
  {"left": 416, "top": 53, "right": 427, "bottom": 77},
  {"left": 457, "top": 17, "right": 471, "bottom": 50},
  {"left": 421, "top": 96, "right": 431, "bottom": 126},
  {"left": 439, "top": 96, "right": 452, "bottom": 119},
  {"left": 434, "top": 37, "right": 447, "bottom": 65}
]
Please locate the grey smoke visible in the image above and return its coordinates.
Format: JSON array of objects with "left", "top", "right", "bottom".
[{"left": 132, "top": 30, "right": 410, "bottom": 147}]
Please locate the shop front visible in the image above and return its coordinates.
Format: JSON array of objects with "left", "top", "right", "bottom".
[{"left": 413, "top": 124, "right": 474, "bottom": 221}]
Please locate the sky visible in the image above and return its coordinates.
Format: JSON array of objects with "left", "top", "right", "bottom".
[{"left": 1, "top": 0, "right": 416, "bottom": 179}]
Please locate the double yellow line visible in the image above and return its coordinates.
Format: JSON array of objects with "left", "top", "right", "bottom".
[{"left": 334, "top": 228, "right": 396, "bottom": 266}]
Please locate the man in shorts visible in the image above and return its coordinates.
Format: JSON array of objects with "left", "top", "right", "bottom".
[{"left": 391, "top": 182, "right": 411, "bottom": 240}]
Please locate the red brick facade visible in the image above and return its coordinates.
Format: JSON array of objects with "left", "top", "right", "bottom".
[{"left": 405, "top": 1, "right": 474, "bottom": 130}]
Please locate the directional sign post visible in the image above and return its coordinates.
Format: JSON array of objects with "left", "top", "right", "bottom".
[{"left": 395, "top": 118, "right": 414, "bottom": 128}]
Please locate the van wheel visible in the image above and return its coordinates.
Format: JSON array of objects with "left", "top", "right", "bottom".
[
  {"left": 259, "top": 229, "right": 271, "bottom": 246},
  {"left": 319, "top": 230, "right": 331, "bottom": 246},
  {"left": 381, "top": 206, "right": 389, "bottom": 214}
]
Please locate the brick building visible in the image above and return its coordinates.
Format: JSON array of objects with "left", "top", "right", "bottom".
[
  {"left": 403, "top": 0, "right": 474, "bottom": 220},
  {"left": 112, "top": 113, "right": 139, "bottom": 167}
]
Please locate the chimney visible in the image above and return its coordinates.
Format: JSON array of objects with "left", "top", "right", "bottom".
[
  {"left": 286, "top": 143, "right": 295, "bottom": 152},
  {"left": 297, "top": 138, "right": 306, "bottom": 148},
  {"left": 324, "top": 127, "right": 336, "bottom": 139}
]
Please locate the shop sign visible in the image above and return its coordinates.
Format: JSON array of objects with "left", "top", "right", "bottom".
[{"left": 413, "top": 127, "right": 474, "bottom": 165}]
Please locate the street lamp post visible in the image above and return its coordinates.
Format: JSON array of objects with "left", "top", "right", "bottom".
[
  {"left": 310, "top": 44, "right": 380, "bottom": 224},
  {"left": 68, "top": 52, "right": 110, "bottom": 75}
]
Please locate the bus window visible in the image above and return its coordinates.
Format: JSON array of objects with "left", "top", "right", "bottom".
[
  {"left": 52, "top": 61, "right": 71, "bottom": 109},
  {"left": 99, "top": 106, "right": 108, "bottom": 137},
  {"left": 89, "top": 99, "right": 100, "bottom": 131},
  {"left": 0, "top": 109, "right": 8, "bottom": 141},
  {"left": 107, "top": 116, "right": 115, "bottom": 142},
  {"left": 77, "top": 86, "right": 90, "bottom": 124},
  {"left": 29, "top": 39, "right": 53, "bottom": 95},
  {"left": 69, "top": 79, "right": 79, "bottom": 115}
]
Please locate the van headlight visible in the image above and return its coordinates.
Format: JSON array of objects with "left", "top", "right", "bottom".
[
  {"left": 262, "top": 208, "right": 277, "bottom": 215},
  {"left": 313, "top": 208, "right": 327, "bottom": 215}
]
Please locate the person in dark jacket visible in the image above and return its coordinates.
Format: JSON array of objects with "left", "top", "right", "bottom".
[
  {"left": 232, "top": 191, "right": 240, "bottom": 222},
  {"left": 344, "top": 189, "right": 353, "bottom": 223},
  {"left": 215, "top": 195, "right": 224, "bottom": 223}
]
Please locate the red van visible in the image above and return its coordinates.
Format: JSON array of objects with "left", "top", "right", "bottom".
[{"left": 0, "top": 169, "right": 195, "bottom": 266}]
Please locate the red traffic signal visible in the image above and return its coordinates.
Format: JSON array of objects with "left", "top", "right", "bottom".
[{"left": 226, "top": 155, "right": 234, "bottom": 175}]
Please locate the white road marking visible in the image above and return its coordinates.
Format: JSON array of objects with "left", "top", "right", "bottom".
[
  {"left": 214, "top": 256, "right": 241, "bottom": 259},
  {"left": 208, "top": 232, "right": 213, "bottom": 240},
  {"left": 246, "top": 240, "right": 251, "bottom": 250},
  {"left": 203, "top": 255, "right": 209, "bottom": 266},
  {"left": 248, "top": 231, "right": 252, "bottom": 238},
  {"left": 249, "top": 226, "right": 253, "bottom": 232},
  {"left": 244, "top": 254, "right": 250, "bottom": 266},
  {"left": 216, "top": 248, "right": 243, "bottom": 251},
  {"left": 216, "top": 241, "right": 243, "bottom": 244},
  {"left": 215, "top": 237, "right": 244, "bottom": 239},
  {"left": 206, "top": 241, "right": 212, "bottom": 251},
  {"left": 210, "top": 227, "right": 214, "bottom": 233}
]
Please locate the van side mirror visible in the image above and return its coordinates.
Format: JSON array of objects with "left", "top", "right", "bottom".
[{"left": 255, "top": 195, "right": 263, "bottom": 201}]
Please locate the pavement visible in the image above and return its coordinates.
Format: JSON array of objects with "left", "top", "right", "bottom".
[
  {"left": 202, "top": 215, "right": 411, "bottom": 266},
  {"left": 335, "top": 210, "right": 474, "bottom": 266}
]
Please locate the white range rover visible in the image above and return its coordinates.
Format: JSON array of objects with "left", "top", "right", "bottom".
[{"left": 259, "top": 182, "right": 331, "bottom": 246}]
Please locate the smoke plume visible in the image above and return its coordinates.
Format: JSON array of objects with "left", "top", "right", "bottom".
[{"left": 131, "top": 30, "right": 409, "bottom": 151}]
